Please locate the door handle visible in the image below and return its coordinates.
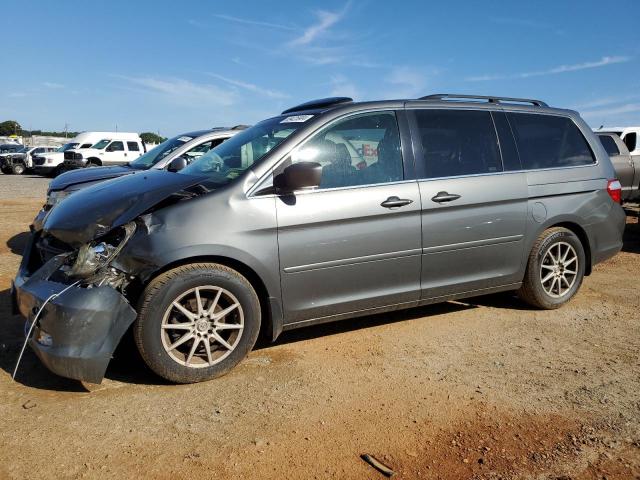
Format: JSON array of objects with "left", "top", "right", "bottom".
[
  {"left": 380, "top": 196, "right": 413, "bottom": 208},
  {"left": 431, "top": 191, "right": 461, "bottom": 203}
]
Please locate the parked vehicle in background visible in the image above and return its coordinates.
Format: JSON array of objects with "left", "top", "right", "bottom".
[
  {"left": 32, "top": 132, "right": 110, "bottom": 176},
  {"left": 596, "top": 132, "right": 640, "bottom": 202},
  {"left": 0, "top": 145, "right": 58, "bottom": 174},
  {"left": 62, "top": 133, "right": 145, "bottom": 169},
  {"left": 43, "top": 126, "right": 246, "bottom": 209},
  {"left": 597, "top": 126, "right": 639, "bottom": 157},
  {"left": 0, "top": 143, "right": 23, "bottom": 155},
  {"left": 13, "top": 94, "right": 625, "bottom": 385}
]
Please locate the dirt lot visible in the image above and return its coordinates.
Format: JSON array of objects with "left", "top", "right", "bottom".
[{"left": 0, "top": 178, "right": 638, "bottom": 479}]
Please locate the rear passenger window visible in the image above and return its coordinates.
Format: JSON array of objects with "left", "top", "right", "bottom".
[
  {"left": 598, "top": 136, "right": 620, "bottom": 156},
  {"left": 291, "top": 111, "right": 404, "bottom": 189},
  {"left": 507, "top": 113, "right": 595, "bottom": 169},
  {"left": 127, "top": 142, "right": 140, "bottom": 151},
  {"left": 413, "top": 109, "right": 502, "bottom": 178},
  {"left": 623, "top": 132, "right": 637, "bottom": 152}
]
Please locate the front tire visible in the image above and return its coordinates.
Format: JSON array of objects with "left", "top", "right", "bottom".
[
  {"left": 133, "top": 263, "right": 261, "bottom": 383},
  {"left": 12, "top": 163, "right": 25, "bottom": 175},
  {"left": 518, "top": 227, "right": 585, "bottom": 309}
]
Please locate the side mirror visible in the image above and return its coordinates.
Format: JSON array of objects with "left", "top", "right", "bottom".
[
  {"left": 275, "top": 161, "right": 322, "bottom": 193},
  {"left": 168, "top": 156, "right": 188, "bottom": 172}
]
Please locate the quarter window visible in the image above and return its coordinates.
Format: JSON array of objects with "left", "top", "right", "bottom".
[
  {"left": 413, "top": 109, "right": 502, "bottom": 178},
  {"left": 598, "top": 135, "right": 620, "bottom": 156},
  {"left": 127, "top": 141, "right": 140, "bottom": 151},
  {"left": 507, "top": 113, "right": 595, "bottom": 169},
  {"left": 622, "top": 132, "right": 637, "bottom": 152},
  {"left": 291, "top": 111, "right": 403, "bottom": 189}
]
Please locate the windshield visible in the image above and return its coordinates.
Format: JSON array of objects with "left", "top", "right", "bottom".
[
  {"left": 17, "top": 146, "right": 29, "bottom": 153},
  {"left": 129, "top": 134, "right": 194, "bottom": 170},
  {"left": 92, "top": 139, "right": 110, "bottom": 149},
  {"left": 58, "top": 143, "right": 79, "bottom": 152},
  {"left": 179, "top": 116, "right": 303, "bottom": 183}
]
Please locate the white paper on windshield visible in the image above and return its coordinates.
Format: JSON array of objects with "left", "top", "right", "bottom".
[
  {"left": 280, "top": 115, "right": 314, "bottom": 123},
  {"left": 177, "top": 136, "right": 193, "bottom": 142}
]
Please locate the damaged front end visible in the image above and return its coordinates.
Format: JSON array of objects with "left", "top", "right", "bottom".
[
  {"left": 12, "top": 222, "right": 140, "bottom": 383},
  {"left": 12, "top": 170, "right": 215, "bottom": 383}
]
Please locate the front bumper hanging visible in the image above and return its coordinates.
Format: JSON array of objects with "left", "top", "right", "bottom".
[{"left": 11, "top": 234, "right": 137, "bottom": 383}]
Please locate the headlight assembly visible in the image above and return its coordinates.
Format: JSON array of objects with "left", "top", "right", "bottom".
[
  {"left": 68, "top": 222, "right": 136, "bottom": 278},
  {"left": 46, "top": 190, "right": 71, "bottom": 207}
]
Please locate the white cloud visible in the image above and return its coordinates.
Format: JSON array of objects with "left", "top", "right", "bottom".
[
  {"left": 466, "top": 55, "right": 631, "bottom": 82},
  {"left": 115, "top": 75, "right": 236, "bottom": 106},
  {"left": 213, "top": 14, "right": 295, "bottom": 31},
  {"left": 208, "top": 73, "right": 289, "bottom": 99},
  {"left": 289, "top": 8, "right": 346, "bottom": 46},
  {"left": 582, "top": 103, "right": 640, "bottom": 118},
  {"left": 7, "top": 92, "right": 28, "bottom": 98},
  {"left": 43, "top": 82, "right": 64, "bottom": 89},
  {"left": 329, "top": 74, "right": 359, "bottom": 99},
  {"left": 382, "top": 66, "right": 428, "bottom": 99},
  {"left": 572, "top": 94, "right": 640, "bottom": 110}
]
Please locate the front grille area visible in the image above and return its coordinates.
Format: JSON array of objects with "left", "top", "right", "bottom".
[
  {"left": 63, "top": 151, "right": 82, "bottom": 161},
  {"left": 35, "top": 234, "right": 73, "bottom": 265}
]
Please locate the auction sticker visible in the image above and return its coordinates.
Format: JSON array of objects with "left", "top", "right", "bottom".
[{"left": 281, "top": 115, "right": 314, "bottom": 123}]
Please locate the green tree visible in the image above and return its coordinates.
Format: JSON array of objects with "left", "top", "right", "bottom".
[
  {"left": 140, "top": 132, "right": 166, "bottom": 144},
  {"left": 0, "top": 120, "right": 22, "bottom": 136}
]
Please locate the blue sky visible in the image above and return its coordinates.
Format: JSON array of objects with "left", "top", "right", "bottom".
[{"left": 3, "top": 0, "right": 639, "bottom": 136}]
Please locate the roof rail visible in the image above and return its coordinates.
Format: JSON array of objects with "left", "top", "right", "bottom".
[
  {"left": 419, "top": 94, "right": 548, "bottom": 107},
  {"left": 231, "top": 124, "right": 250, "bottom": 130},
  {"left": 282, "top": 97, "right": 353, "bottom": 115}
]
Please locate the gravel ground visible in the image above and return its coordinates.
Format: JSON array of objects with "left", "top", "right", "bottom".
[
  {"left": 0, "top": 173, "right": 50, "bottom": 201},
  {"left": 0, "top": 199, "right": 638, "bottom": 479}
]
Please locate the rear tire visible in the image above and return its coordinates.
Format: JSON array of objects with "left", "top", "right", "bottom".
[
  {"left": 133, "top": 263, "right": 261, "bottom": 383},
  {"left": 518, "top": 227, "right": 585, "bottom": 309}
]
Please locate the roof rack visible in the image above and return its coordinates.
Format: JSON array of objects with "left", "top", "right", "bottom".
[
  {"left": 282, "top": 97, "right": 353, "bottom": 115},
  {"left": 419, "top": 94, "right": 548, "bottom": 107}
]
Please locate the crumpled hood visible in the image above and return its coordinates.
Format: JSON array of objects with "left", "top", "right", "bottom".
[
  {"left": 43, "top": 170, "right": 208, "bottom": 247},
  {"left": 50, "top": 165, "right": 135, "bottom": 191}
]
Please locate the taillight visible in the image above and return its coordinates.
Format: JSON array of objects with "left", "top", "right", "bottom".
[{"left": 607, "top": 179, "right": 622, "bottom": 204}]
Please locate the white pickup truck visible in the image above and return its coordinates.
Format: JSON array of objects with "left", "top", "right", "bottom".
[{"left": 62, "top": 132, "right": 146, "bottom": 169}]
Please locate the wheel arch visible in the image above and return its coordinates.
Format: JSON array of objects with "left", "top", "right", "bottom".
[
  {"left": 546, "top": 221, "right": 593, "bottom": 276},
  {"left": 87, "top": 157, "right": 102, "bottom": 166},
  {"left": 139, "top": 254, "right": 282, "bottom": 342}
]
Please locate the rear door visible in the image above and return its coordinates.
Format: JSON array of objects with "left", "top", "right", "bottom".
[
  {"left": 103, "top": 141, "right": 125, "bottom": 164},
  {"left": 126, "top": 141, "right": 142, "bottom": 161},
  {"left": 408, "top": 107, "right": 528, "bottom": 299},
  {"left": 275, "top": 110, "right": 422, "bottom": 324},
  {"left": 598, "top": 134, "right": 634, "bottom": 199}
]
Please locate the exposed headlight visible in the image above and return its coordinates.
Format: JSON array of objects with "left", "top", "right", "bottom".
[
  {"left": 46, "top": 190, "right": 71, "bottom": 207},
  {"left": 68, "top": 222, "right": 136, "bottom": 278}
]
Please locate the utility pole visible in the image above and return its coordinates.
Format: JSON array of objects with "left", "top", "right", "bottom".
[{"left": 64, "top": 122, "right": 69, "bottom": 138}]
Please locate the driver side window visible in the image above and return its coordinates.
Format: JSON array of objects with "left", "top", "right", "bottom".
[{"left": 291, "top": 111, "right": 404, "bottom": 189}]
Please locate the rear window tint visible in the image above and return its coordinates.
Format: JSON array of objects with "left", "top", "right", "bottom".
[
  {"left": 507, "top": 113, "right": 595, "bottom": 169},
  {"left": 413, "top": 109, "right": 502, "bottom": 179},
  {"left": 598, "top": 135, "right": 620, "bottom": 156},
  {"left": 127, "top": 141, "right": 140, "bottom": 151}
]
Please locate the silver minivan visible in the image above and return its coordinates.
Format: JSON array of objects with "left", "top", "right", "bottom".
[{"left": 13, "top": 94, "right": 626, "bottom": 384}]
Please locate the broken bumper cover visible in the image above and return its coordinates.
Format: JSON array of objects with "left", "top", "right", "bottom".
[{"left": 12, "top": 237, "right": 137, "bottom": 383}]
